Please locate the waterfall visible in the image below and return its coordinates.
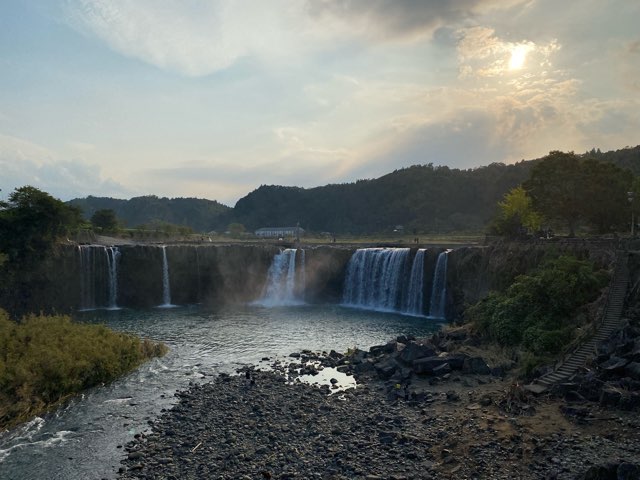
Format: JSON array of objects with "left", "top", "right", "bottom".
[
  {"left": 77, "top": 245, "right": 120, "bottom": 310},
  {"left": 158, "top": 246, "right": 176, "bottom": 308},
  {"left": 105, "top": 246, "right": 120, "bottom": 310},
  {"left": 403, "top": 248, "right": 426, "bottom": 316},
  {"left": 259, "top": 249, "right": 305, "bottom": 306},
  {"left": 342, "top": 248, "right": 411, "bottom": 312},
  {"left": 428, "top": 250, "right": 450, "bottom": 319}
]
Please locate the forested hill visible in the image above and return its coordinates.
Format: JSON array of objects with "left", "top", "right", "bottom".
[
  {"left": 67, "top": 145, "right": 640, "bottom": 234},
  {"left": 233, "top": 162, "right": 533, "bottom": 234},
  {"left": 232, "top": 145, "right": 640, "bottom": 234},
  {"left": 68, "top": 195, "right": 231, "bottom": 232}
]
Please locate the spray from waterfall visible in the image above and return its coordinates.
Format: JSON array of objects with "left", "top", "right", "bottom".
[
  {"left": 258, "top": 248, "right": 305, "bottom": 306},
  {"left": 428, "top": 250, "right": 450, "bottom": 319}
]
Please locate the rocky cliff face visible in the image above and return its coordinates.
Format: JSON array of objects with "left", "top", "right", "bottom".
[
  {"left": 447, "top": 240, "right": 617, "bottom": 322},
  {"left": 6, "top": 240, "right": 618, "bottom": 318}
]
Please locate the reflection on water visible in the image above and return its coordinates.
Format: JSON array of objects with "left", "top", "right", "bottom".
[{"left": 0, "top": 304, "right": 443, "bottom": 480}]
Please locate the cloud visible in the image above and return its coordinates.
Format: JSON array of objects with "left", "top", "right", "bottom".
[
  {"left": 456, "top": 26, "right": 560, "bottom": 78},
  {"left": 0, "top": 134, "right": 132, "bottom": 201},
  {"left": 63, "top": 0, "right": 532, "bottom": 76},
  {"left": 64, "top": 0, "right": 306, "bottom": 76},
  {"left": 305, "top": 0, "right": 527, "bottom": 42}
]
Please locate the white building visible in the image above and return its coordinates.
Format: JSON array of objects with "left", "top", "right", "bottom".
[{"left": 254, "top": 226, "right": 305, "bottom": 238}]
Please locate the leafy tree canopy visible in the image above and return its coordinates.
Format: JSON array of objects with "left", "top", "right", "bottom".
[
  {"left": 491, "top": 186, "right": 543, "bottom": 237},
  {"left": 90, "top": 209, "right": 119, "bottom": 231},
  {"left": 467, "top": 255, "right": 608, "bottom": 355},
  {"left": 523, "top": 151, "right": 632, "bottom": 235},
  {"left": 0, "top": 186, "right": 82, "bottom": 263}
]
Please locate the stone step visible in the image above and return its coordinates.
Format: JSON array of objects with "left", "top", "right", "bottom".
[{"left": 525, "top": 252, "right": 629, "bottom": 393}]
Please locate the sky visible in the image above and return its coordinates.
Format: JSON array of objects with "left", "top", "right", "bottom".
[{"left": 1, "top": 0, "right": 639, "bottom": 206}]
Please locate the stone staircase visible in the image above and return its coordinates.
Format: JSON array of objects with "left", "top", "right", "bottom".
[{"left": 527, "top": 252, "right": 630, "bottom": 393}]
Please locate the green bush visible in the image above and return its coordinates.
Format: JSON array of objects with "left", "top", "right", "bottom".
[
  {"left": 467, "top": 255, "right": 608, "bottom": 355},
  {"left": 0, "top": 309, "right": 167, "bottom": 428}
]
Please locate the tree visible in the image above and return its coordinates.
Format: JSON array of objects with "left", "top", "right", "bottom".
[
  {"left": 523, "top": 151, "right": 632, "bottom": 235},
  {"left": 580, "top": 159, "right": 632, "bottom": 233},
  {"left": 0, "top": 186, "right": 82, "bottom": 262},
  {"left": 227, "top": 223, "right": 246, "bottom": 236},
  {"left": 90, "top": 209, "right": 119, "bottom": 232},
  {"left": 523, "top": 151, "right": 584, "bottom": 236},
  {"left": 491, "top": 186, "right": 543, "bottom": 237}
]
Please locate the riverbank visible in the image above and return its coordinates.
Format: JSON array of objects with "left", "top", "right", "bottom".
[{"left": 117, "top": 358, "right": 640, "bottom": 479}]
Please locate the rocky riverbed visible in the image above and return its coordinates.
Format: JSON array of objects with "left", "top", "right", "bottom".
[{"left": 117, "top": 339, "right": 640, "bottom": 480}]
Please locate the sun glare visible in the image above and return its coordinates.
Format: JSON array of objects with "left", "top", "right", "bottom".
[{"left": 508, "top": 44, "right": 529, "bottom": 70}]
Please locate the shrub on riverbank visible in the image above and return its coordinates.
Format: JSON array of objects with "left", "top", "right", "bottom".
[
  {"left": 0, "top": 309, "right": 167, "bottom": 429},
  {"left": 466, "top": 255, "right": 609, "bottom": 356}
]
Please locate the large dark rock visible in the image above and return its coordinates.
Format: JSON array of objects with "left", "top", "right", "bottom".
[
  {"left": 599, "top": 388, "right": 622, "bottom": 407},
  {"left": 617, "top": 463, "right": 640, "bottom": 480},
  {"left": 600, "top": 356, "right": 629, "bottom": 373},
  {"left": 624, "top": 362, "right": 640, "bottom": 380},
  {"left": 369, "top": 341, "right": 399, "bottom": 357},
  {"left": 398, "top": 341, "right": 437, "bottom": 364},
  {"left": 463, "top": 356, "right": 491, "bottom": 375},
  {"left": 580, "top": 463, "right": 618, "bottom": 480},
  {"left": 374, "top": 357, "right": 400, "bottom": 379},
  {"left": 413, "top": 356, "right": 451, "bottom": 375}
]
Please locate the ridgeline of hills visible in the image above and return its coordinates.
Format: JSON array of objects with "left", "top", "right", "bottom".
[
  {"left": 68, "top": 196, "right": 231, "bottom": 233},
  {"left": 68, "top": 145, "right": 640, "bottom": 234}
]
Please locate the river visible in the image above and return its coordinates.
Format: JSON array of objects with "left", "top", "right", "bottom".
[{"left": 0, "top": 304, "right": 442, "bottom": 480}]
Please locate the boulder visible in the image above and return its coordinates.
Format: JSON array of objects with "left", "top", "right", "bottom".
[
  {"left": 580, "top": 463, "right": 617, "bottom": 480},
  {"left": 600, "top": 356, "right": 629, "bottom": 373},
  {"left": 463, "top": 356, "right": 491, "bottom": 375},
  {"left": 369, "top": 341, "right": 398, "bottom": 357},
  {"left": 398, "top": 341, "right": 437, "bottom": 364},
  {"left": 413, "top": 356, "right": 451, "bottom": 375},
  {"left": 624, "top": 362, "right": 640, "bottom": 380},
  {"left": 599, "top": 387, "right": 622, "bottom": 407},
  {"left": 617, "top": 463, "right": 640, "bottom": 480},
  {"left": 374, "top": 357, "right": 400, "bottom": 379},
  {"left": 432, "top": 363, "right": 452, "bottom": 377}
]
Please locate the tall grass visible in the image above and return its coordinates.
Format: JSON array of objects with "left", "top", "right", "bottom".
[{"left": 0, "top": 309, "right": 167, "bottom": 429}]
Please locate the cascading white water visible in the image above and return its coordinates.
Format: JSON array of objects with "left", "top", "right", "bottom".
[
  {"left": 105, "top": 246, "right": 120, "bottom": 310},
  {"left": 428, "top": 250, "right": 450, "bottom": 319},
  {"left": 78, "top": 245, "right": 120, "bottom": 310},
  {"left": 342, "top": 248, "right": 411, "bottom": 312},
  {"left": 403, "top": 248, "right": 426, "bottom": 316},
  {"left": 259, "top": 249, "right": 305, "bottom": 306},
  {"left": 158, "top": 246, "right": 176, "bottom": 308}
]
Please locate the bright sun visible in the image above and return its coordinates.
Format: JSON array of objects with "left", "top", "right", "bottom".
[{"left": 508, "top": 45, "right": 529, "bottom": 70}]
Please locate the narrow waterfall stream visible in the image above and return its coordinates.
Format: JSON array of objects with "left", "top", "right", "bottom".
[
  {"left": 428, "top": 250, "right": 450, "bottom": 319},
  {"left": 78, "top": 245, "right": 120, "bottom": 310},
  {"left": 158, "top": 246, "right": 176, "bottom": 308}
]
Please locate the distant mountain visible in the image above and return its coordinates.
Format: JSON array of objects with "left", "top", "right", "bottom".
[
  {"left": 68, "top": 195, "right": 231, "bottom": 233},
  {"left": 68, "top": 145, "right": 640, "bottom": 234},
  {"left": 232, "top": 161, "right": 534, "bottom": 234}
]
